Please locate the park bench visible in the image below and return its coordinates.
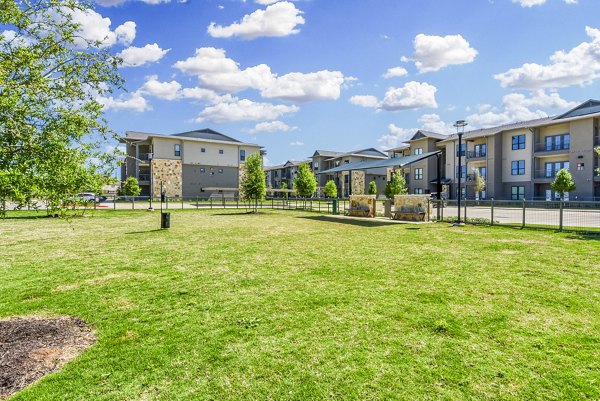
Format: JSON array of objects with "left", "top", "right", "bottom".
[
  {"left": 348, "top": 204, "right": 371, "bottom": 217},
  {"left": 393, "top": 206, "right": 426, "bottom": 221}
]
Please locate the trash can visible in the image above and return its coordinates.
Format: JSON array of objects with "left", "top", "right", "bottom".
[
  {"left": 161, "top": 212, "right": 170, "bottom": 229},
  {"left": 332, "top": 198, "right": 339, "bottom": 215}
]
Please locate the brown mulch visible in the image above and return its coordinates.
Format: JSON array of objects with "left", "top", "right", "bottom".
[{"left": 0, "top": 316, "right": 95, "bottom": 399}]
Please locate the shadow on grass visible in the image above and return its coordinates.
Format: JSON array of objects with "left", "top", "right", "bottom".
[
  {"left": 298, "top": 215, "right": 400, "bottom": 228},
  {"left": 211, "top": 211, "right": 258, "bottom": 216},
  {"left": 566, "top": 232, "right": 600, "bottom": 241},
  {"left": 124, "top": 229, "right": 167, "bottom": 235}
]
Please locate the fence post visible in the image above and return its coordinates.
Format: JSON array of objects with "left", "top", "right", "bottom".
[
  {"left": 522, "top": 199, "right": 526, "bottom": 229},
  {"left": 196, "top": 196, "right": 199, "bottom": 209},
  {"left": 464, "top": 199, "right": 467, "bottom": 223},
  {"left": 181, "top": 197, "right": 184, "bottom": 209},
  {"left": 441, "top": 200, "right": 444, "bottom": 221},
  {"left": 210, "top": 198, "right": 212, "bottom": 209},
  {"left": 131, "top": 196, "right": 134, "bottom": 210},
  {"left": 490, "top": 198, "right": 494, "bottom": 226},
  {"left": 114, "top": 195, "right": 116, "bottom": 210},
  {"left": 559, "top": 200, "right": 564, "bottom": 232}
]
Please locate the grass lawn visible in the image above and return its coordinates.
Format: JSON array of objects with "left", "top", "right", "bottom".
[{"left": 1, "top": 209, "right": 599, "bottom": 400}]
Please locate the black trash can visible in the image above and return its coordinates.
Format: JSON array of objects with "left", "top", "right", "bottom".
[{"left": 161, "top": 212, "right": 170, "bottom": 229}]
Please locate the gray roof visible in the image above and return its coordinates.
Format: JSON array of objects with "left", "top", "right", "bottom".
[
  {"left": 318, "top": 151, "right": 442, "bottom": 174},
  {"left": 312, "top": 150, "right": 345, "bottom": 158},
  {"left": 438, "top": 117, "right": 554, "bottom": 143},
  {"left": 408, "top": 130, "right": 449, "bottom": 142},
  {"left": 121, "top": 129, "right": 261, "bottom": 147},
  {"left": 324, "top": 147, "right": 388, "bottom": 161},
  {"left": 556, "top": 99, "right": 600, "bottom": 119},
  {"left": 386, "top": 144, "right": 410, "bottom": 152},
  {"left": 172, "top": 128, "right": 241, "bottom": 143}
]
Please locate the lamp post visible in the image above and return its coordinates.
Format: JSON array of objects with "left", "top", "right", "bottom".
[{"left": 453, "top": 120, "right": 467, "bottom": 225}]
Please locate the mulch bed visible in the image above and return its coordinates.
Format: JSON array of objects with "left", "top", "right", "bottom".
[{"left": 0, "top": 316, "right": 95, "bottom": 399}]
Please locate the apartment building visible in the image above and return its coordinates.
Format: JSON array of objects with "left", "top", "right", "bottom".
[
  {"left": 437, "top": 100, "right": 600, "bottom": 201},
  {"left": 310, "top": 148, "right": 388, "bottom": 197},
  {"left": 264, "top": 160, "right": 305, "bottom": 189},
  {"left": 120, "top": 129, "right": 263, "bottom": 198}
]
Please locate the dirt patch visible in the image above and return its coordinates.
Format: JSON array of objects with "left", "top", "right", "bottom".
[{"left": 0, "top": 316, "right": 95, "bottom": 399}]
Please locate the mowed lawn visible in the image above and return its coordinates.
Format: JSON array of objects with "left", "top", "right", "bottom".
[{"left": 1, "top": 210, "right": 599, "bottom": 400}]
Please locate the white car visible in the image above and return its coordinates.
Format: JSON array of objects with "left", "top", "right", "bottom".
[{"left": 74, "top": 192, "right": 100, "bottom": 203}]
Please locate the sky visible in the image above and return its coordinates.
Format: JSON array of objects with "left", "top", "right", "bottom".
[{"left": 72, "top": 0, "right": 600, "bottom": 166}]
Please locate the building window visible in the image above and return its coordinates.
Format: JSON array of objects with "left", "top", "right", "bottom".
[
  {"left": 414, "top": 168, "right": 423, "bottom": 180},
  {"left": 200, "top": 168, "right": 205, "bottom": 173},
  {"left": 414, "top": 148, "right": 423, "bottom": 155},
  {"left": 477, "top": 167, "right": 487, "bottom": 180},
  {"left": 313, "top": 161, "right": 319, "bottom": 170},
  {"left": 219, "top": 149, "right": 224, "bottom": 154},
  {"left": 240, "top": 149, "right": 246, "bottom": 162},
  {"left": 415, "top": 188, "right": 423, "bottom": 194},
  {"left": 577, "top": 163, "right": 585, "bottom": 171},
  {"left": 456, "top": 143, "right": 466, "bottom": 157},
  {"left": 455, "top": 165, "right": 467, "bottom": 178},
  {"left": 218, "top": 169, "right": 223, "bottom": 174},
  {"left": 201, "top": 148, "right": 206, "bottom": 153},
  {"left": 511, "top": 186, "right": 525, "bottom": 200},
  {"left": 512, "top": 135, "right": 526, "bottom": 150},
  {"left": 544, "top": 134, "right": 570, "bottom": 151},
  {"left": 174, "top": 144, "right": 181, "bottom": 157},
  {"left": 344, "top": 160, "right": 350, "bottom": 164},
  {"left": 511, "top": 160, "right": 525, "bottom": 175},
  {"left": 545, "top": 161, "right": 569, "bottom": 178},
  {"left": 473, "top": 144, "right": 487, "bottom": 157}
]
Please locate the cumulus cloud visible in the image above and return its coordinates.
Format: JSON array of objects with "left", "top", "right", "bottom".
[
  {"left": 465, "top": 90, "right": 575, "bottom": 128},
  {"left": 195, "top": 98, "right": 299, "bottom": 123},
  {"left": 98, "top": 92, "right": 151, "bottom": 112},
  {"left": 349, "top": 82, "right": 438, "bottom": 111},
  {"left": 57, "top": 8, "right": 136, "bottom": 48},
  {"left": 173, "top": 47, "right": 348, "bottom": 102},
  {"left": 383, "top": 67, "right": 408, "bottom": 79},
  {"left": 95, "top": 0, "right": 171, "bottom": 6},
  {"left": 207, "top": 1, "right": 305, "bottom": 39},
  {"left": 418, "top": 114, "right": 455, "bottom": 135},
  {"left": 118, "top": 43, "right": 170, "bottom": 67},
  {"left": 403, "top": 33, "right": 478, "bottom": 73},
  {"left": 138, "top": 75, "right": 181, "bottom": 100},
  {"left": 250, "top": 121, "right": 298, "bottom": 133},
  {"left": 380, "top": 82, "right": 438, "bottom": 110},
  {"left": 289, "top": 141, "right": 304, "bottom": 146},
  {"left": 495, "top": 26, "right": 600, "bottom": 89},
  {"left": 377, "top": 124, "right": 416, "bottom": 149}
]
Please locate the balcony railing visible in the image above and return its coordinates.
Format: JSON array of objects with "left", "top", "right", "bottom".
[
  {"left": 534, "top": 142, "right": 569, "bottom": 153},
  {"left": 467, "top": 150, "right": 486, "bottom": 159},
  {"left": 139, "top": 153, "right": 153, "bottom": 161},
  {"left": 534, "top": 169, "right": 562, "bottom": 179},
  {"left": 138, "top": 174, "right": 150, "bottom": 181}
]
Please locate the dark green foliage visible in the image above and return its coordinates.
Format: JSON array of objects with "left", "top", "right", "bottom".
[
  {"left": 240, "top": 153, "right": 266, "bottom": 212},
  {"left": 368, "top": 180, "right": 377, "bottom": 195},
  {"left": 121, "top": 177, "right": 141, "bottom": 197}
]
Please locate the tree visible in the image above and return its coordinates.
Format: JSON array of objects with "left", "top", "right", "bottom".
[
  {"left": 240, "top": 153, "right": 266, "bottom": 212},
  {"left": 368, "top": 180, "right": 377, "bottom": 195},
  {"left": 384, "top": 171, "right": 408, "bottom": 199},
  {"left": 0, "top": 1, "right": 122, "bottom": 217},
  {"left": 596, "top": 147, "right": 600, "bottom": 176},
  {"left": 551, "top": 168, "right": 576, "bottom": 200},
  {"left": 280, "top": 181, "right": 288, "bottom": 199},
  {"left": 121, "top": 177, "right": 141, "bottom": 197},
  {"left": 324, "top": 180, "right": 337, "bottom": 198},
  {"left": 293, "top": 162, "right": 317, "bottom": 198},
  {"left": 473, "top": 169, "right": 486, "bottom": 199}
]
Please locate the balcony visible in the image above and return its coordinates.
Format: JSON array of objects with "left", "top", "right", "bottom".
[
  {"left": 138, "top": 173, "right": 150, "bottom": 183},
  {"left": 467, "top": 150, "right": 486, "bottom": 160},
  {"left": 534, "top": 142, "right": 569, "bottom": 154},
  {"left": 594, "top": 135, "right": 600, "bottom": 146},
  {"left": 534, "top": 169, "right": 560, "bottom": 180}
]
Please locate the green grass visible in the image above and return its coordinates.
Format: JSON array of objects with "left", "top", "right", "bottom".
[{"left": 2, "top": 209, "right": 599, "bottom": 400}]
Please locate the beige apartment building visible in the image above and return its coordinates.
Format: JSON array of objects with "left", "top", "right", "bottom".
[{"left": 120, "top": 129, "right": 263, "bottom": 198}]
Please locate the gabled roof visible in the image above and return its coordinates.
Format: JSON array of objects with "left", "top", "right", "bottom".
[
  {"left": 283, "top": 160, "right": 304, "bottom": 167},
  {"left": 318, "top": 151, "right": 442, "bottom": 174},
  {"left": 172, "top": 128, "right": 241, "bottom": 143},
  {"left": 408, "top": 130, "right": 448, "bottom": 142},
  {"left": 264, "top": 164, "right": 284, "bottom": 171},
  {"left": 555, "top": 99, "right": 600, "bottom": 120},
  {"left": 386, "top": 144, "right": 410, "bottom": 152},
  {"left": 324, "top": 147, "right": 388, "bottom": 160},
  {"left": 438, "top": 117, "right": 555, "bottom": 143},
  {"left": 312, "top": 150, "right": 345, "bottom": 158}
]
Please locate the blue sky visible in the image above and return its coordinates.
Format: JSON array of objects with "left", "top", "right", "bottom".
[{"left": 85, "top": 0, "right": 600, "bottom": 165}]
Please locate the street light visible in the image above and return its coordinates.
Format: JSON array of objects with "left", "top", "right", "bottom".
[{"left": 453, "top": 120, "right": 467, "bottom": 225}]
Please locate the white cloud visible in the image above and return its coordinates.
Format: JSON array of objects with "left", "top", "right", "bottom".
[
  {"left": 207, "top": 1, "right": 305, "bottom": 39},
  {"left": 250, "top": 121, "right": 298, "bottom": 133},
  {"left": 383, "top": 66, "right": 408, "bottom": 79},
  {"left": 138, "top": 75, "right": 181, "bottom": 100},
  {"left": 255, "top": 0, "right": 280, "bottom": 4},
  {"left": 418, "top": 114, "right": 455, "bottom": 135},
  {"left": 380, "top": 81, "right": 438, "bottom": 111},
  {"left": 95, "top": 0, "right": 171, "bottom": 6},
  {"left": 512, "top": 0, "right": 577, "bottom": 7},
  {"left": 349, "top": 95, "right": 380, "bottom": 108},
  {"left": 59, "top": 8, "right": 135, "bottom": 48},
  {"left": 403, "top": 33, "right": 478, "bottom": 73},
  {"left": 495, "top": 26, "right": 600, "bottom": 89},
  {"left": 118, "top": 43, "right": 170, "bottom": 67},
  {"left": 261, "top": 70, "right": 346, "bottom": 102},
  {"left": 465, "top": 90, "right": 575, "bottom": 128},
  {"left": 180, "top": 87, "right": 224, "bottom": 103},
  {"left": 377, "top": 124, "right": 416, "bottom": 149},
  {"left": 173, "top": 47, "right": 348, "bottom": 101},
  {"left": 196, "top": 98, "right": 299, "bottom": 123},
  {"left": 289, "top": 141, "right": 304, "bottom": 146},
  {"left": 98, "top": 92, "right": 151, "bottom": 112}
]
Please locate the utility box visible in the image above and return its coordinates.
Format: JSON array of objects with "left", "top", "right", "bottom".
[
  {"left": 161, "top": 212, "right": 170, "bottom": 229},
  {"left": 332, "top": 199, "right": 339, "bottom": 215}
]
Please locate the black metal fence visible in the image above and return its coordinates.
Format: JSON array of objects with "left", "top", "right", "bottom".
[{"left": 431, "top": 199, "right": 600, "bottom": 233}]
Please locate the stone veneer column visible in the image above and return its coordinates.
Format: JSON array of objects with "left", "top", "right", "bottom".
[
  {"left": 351, "top": 170, "right": 365, "bottom": 195},
  {"left": 151, "top": 159, "right": 183, "bottom": 198}
]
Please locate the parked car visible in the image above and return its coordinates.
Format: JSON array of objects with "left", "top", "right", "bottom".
[{"left": 74, "top": 192, "right": 100, "bottom": 203}]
